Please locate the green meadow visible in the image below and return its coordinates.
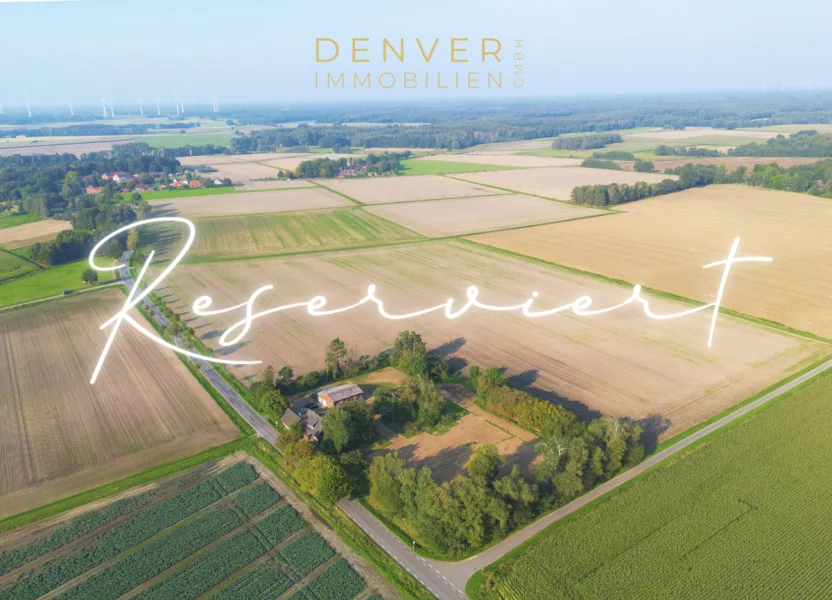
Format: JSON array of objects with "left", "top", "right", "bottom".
[
  {"left": 0, "top": 213, "right": 41, "bottom": 230},
  {"left": 0, "top": 259, "right": 117, "bottom": 308},
  {"left": 398, "top": 158, "right": 513, "bottom": 175}
]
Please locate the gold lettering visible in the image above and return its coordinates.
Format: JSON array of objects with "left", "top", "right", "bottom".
[
  {"left": 316, "top": 38, "right": 339, "bottom": 62},
  {"left": 451, "top": 38, "right": 468, "bottom": 62},
  {"left": 482, "top": 38, "right": 501, "bottom": 62},
  {"left": 352, "top": 38, "right": 369, "bottom": 62},
  {"left": 416, "top": 38, "right": 440, "bottom": 62},
  {"left": 383, "top": 38, "right": 404, "bottom": 62}
]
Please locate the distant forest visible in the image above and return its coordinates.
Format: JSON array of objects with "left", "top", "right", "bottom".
[
  {"left": 552, "top": 134, "right": 621, "bottom": 151},
  {"left": 729, "top": 130, "right": 832, "bottom": 157}
]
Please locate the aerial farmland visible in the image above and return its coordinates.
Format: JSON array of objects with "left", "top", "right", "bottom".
[{"left": 0, "top": 291, "right": 239, "bottom": 519}]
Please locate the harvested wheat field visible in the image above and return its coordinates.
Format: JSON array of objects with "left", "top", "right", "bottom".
[
  {"left": 621, "top": 156, "right": 823, "bottom": 172},
  {"left": 259, "top": 153, "right": 367, "bottom": 172},
  {"left": 366, "top": 194, "right": 603, "bottom": 237},
  {"left": 0, "top": 290, "right": 238, "bottom": 518},
  {"left": 470, "top": 185, "right": 832, "bottom": 338},
  {"left": 147, "top": 208, "right": 423, "bottom": 261},
  {"left": 623, "top": 127, "right": 778, "bottom": 141},
  {"left": 234, "top": 179, "right": 315, "bottom": 191},
  {"left": 458, "top": 166, "right": 674, "bottom": 200},
  {"left": 0, "top": 219, "right": 72, "bottom": 249},
  {"left": 205, "top": 161, "right": 283, "bottom": 182},
  {"left": 421, "top": 153, "right": 582, "bottom": 168},
  {"left": 324, "top": 174, "right": 501, "bottom": 204},
  {"left": 154, "top": 241, "right": 825, "bottom": 440},
  {"left": 149, "top": 187, "right": 350, "bottom": 218}
]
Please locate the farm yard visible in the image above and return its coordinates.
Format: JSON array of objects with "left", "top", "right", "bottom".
[
  {"left": 479, "top": 369, "right": 832, "bottom": 600},
  {"left": 324, "top": 174, "right": 501, "bottom": 204},
  {"left": 470, "top": 185, "right": 832, "bottom": 339},
  {"left": 0, "top": 456, "right": 389, "bottom": 600},
  {"left": 149, "top": 187, "right": 351, "bottom": 218},
  {"left": 151, "top": 240, "right": 825, "bottom": 439},
  {"left": 146, "top": 208, "right": 423, "bottom": 262},
  {"left": 0, "top": 219, "right": 72, "bottom": 249},
  {"left": 376, "top": 384, "right": 539, "bottom": 483},
  {"left": 456, "top": 167, "right": 675, "bottom": 201},
  {"left": 365, "top": 194, "right": 603, "bottom": 237},
  {"left": 0, "top": 290, "right": 239, "bottom": 518}
]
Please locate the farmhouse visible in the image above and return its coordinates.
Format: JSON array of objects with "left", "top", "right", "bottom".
[
  {"left": 86, "top": 185, "right": 103, "bottom": 195},
  {"left": 280, "top": 407, "right": 323, "bottom": 441},
  {"left": 317, "top": 383, "right": 364, "bottom": 408}
]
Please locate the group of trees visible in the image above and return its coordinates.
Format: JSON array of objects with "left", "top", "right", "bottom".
[
  {"left": 580, "top": 158, "right": 621, "bottom": 171},
  {"left": 373, "top": 376, "right": 449, "bottom": 434},
  {"left": 655, "top": 145, "right": 721, "bottom": 157},
  {"left": 249, "top": 366, "right": 290, "bottom": 422},
  {"left": 729, "top": 130, "right": 832, "bottom": 157},
  {"left": 288, "top": 152, "right": 411, "bottom": 179},
  {"left": 551, "top": 133, "right": 622, "bottom": 151},
  {"left": 744, "top": 159, "right": 832, "bottom": 196},
  {"left": 633, "top": 159, "right": 655, "bottom": 172},
  {"left": 571, "top": 163, "right": 746, "bottom": 206},
  {"left": 366, "top": 365, "right": 645, "bottom": 555},
  {"left": 0, "top": 122, "right": 199, "bottom": 139},
  {"left": 277, "top": 426, "right": 353, "bottom": 506}
]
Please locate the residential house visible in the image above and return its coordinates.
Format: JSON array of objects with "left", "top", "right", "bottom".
[
  {"left": 317, "top": 383, "right": 364, "bottom": 409},
  {"left": 213, "top": 178, "right": 224, "bottom": 186},
  {"left": 86, "top": 185, "right": 103, "bottom": 195},
  {"left": 188, "top": 180, "right": 202, "bottom": 188},
  {"left": 113, "top": 172, "right": 134, "bottom": 183},
  {"left": 280, "top": 407, "right": 323, "bottom": 442},
  {"left": 135, "top": 184, "right": 152, "bottom": 192}
]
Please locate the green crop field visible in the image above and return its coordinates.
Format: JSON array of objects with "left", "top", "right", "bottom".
[
  {"left": 479, "top": 369, "right": 832, "bottom": 600},
  {"left": 0, "top": 249, "right": 40, "bottom": 283},
  {"left": 148, "top": 207, "right": 423, "bottom": 262},
  {"left": 0, "top": 259, "right": 117, "bottom": 308},
  {"left": 398, "top": 158, "right": 514, "bottom": 175},
  {"left": 135, "top": 133, "right": 235, "bottom": 148},
  {"left": 0, "top": 459, "right": 376, "bottom": 600},
  {"left": 0, "top": 213, "right": 40, "bottom": 230},
  {"left": 138, "top": 187, "right": 236, "bottom": 201}
]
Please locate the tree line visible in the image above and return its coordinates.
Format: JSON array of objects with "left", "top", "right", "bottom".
[
  {"left": 0, "top": 122, "right": 199, "bottom": 139},
  {"left": 729, "top": 130, "right": 832, "bottom": 157},
  {"left": 571, "top": 163, "right": 745, "bottom": 206},
  {"left": 551, "top": 133, "right": 622, "bottom": 151},
  {"left": 655, "top": 145, "right": 722, "bottom": 157}
]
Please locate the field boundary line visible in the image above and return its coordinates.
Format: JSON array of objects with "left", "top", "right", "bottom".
[
  {"left": 443, "top": 173, "right": 623, "bottom": 212},
  {"left": 312, "top": 180, "right": 365, "bottom": 206}
]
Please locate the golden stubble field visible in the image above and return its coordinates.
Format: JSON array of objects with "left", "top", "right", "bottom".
[
  {"left": 0, "top": 219, "right": 72, "bottom": 249},
  {"left": 470, "top": 185, "right": 832, "bottom": 339},
  {"left": 323, "top": 174, "right": 501, "bottom": 204},
  {"left": 149, "top": 187, "right": 351, "bottom": 218},
  {"left": 0, "top": 290, "right": 238, "bottom": 518},
  {"left": 456, "top": 167, "right": 675, "bottom": 200},
  {"left": 154, "top": 241, "right": 825, "bottom": 440},
  {"left": 420, "top": 153, "right": 583, "bottom": 168},
  {"left": 365, "top": 194, "right": 603, "bottom": 237}
]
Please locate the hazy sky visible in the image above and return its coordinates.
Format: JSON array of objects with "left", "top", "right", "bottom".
[{"left": 1, "top": 0, "right": 830, "bottom": 107}]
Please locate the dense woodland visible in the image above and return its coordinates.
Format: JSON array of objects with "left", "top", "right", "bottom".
[
  {"left": 551, "top": 133, "right": 622, "bottom": 151},
  {"left": 729, "top": 130, "right": 832, "bottom": 157}
]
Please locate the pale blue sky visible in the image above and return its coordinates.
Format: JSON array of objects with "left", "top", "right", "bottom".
[{"left": 0, "top": 0, "right": 829, "bottom": 107}]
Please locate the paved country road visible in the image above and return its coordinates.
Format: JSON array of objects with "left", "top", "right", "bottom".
[{"left": 120, "top": 252, "right": 832, "bottom": 599}]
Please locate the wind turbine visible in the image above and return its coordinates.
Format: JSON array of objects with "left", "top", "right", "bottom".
[
  {"left": 69, "top": 100, "right": 74, "bottom": 116},
  {"left": 156, "top": 98, "right": 160, "bottom": 116},
  {"left": 26, "top": 97, "right": 31, "bottom": 118},
  {"left": 102, "top": 97, "right": 108, "bottom": 118},
  {"left": 180, "top": 98, "right": 185, "bottom": 115},
  {"left": 175, "top": 96, "right": 180, "bottom": 116},
  {"left": 0, "top": 98, "right": 4, "bottom": 115},
  {"left": 109, "top": 100, "right": 115, "bottom": 119},
  {"left": 139, "top": 97, "right": 144, "bottom": 116}
]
